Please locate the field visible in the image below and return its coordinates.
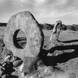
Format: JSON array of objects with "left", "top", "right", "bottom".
[{"left": 0, "top": 23, "right": 78, "bottom": 78}]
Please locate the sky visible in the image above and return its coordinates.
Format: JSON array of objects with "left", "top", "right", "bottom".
[{"left": 0, "top": 0, "right": 78, "bottom": 24}]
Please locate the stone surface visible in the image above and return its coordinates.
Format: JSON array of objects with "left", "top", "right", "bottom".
[{"left": 4, "top": 11, "right": 43, "bottom": 59}]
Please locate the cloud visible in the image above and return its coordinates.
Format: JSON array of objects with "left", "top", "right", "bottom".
[{"left": 0, "top": 0, "right": 78, "bottom": 24}]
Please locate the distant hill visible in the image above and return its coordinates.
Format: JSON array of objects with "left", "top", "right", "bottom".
[
  {"left": 40, "top": 23, "right": 78, "bottom": 31},
  {"left": 0, "top": 22, "right": 78, "bottom": 30},
  {"left": 0, "top": 23, "right": 7, "bottom": 27}
]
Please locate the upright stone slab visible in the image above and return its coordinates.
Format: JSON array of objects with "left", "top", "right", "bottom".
[{"left": 4, "top": 11, "right": 43, "bottom": 59}]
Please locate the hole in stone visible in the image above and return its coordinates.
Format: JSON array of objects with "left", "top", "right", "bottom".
[{"left": 13, "top": 29, "right": 27, "bottom": 49}]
